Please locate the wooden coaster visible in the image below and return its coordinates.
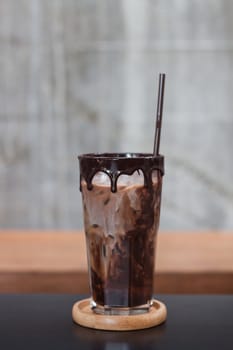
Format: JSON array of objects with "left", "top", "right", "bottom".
[{"left": 72, "top": 299, "right": 167, "bottom": 331}]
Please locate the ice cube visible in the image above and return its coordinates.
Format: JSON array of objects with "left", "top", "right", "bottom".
[
  {"left": 92, "top": 172, "right": 111, "bottom": 186},
  {"left": 117, "top": 170, "right": 144, "bottom": 186}
]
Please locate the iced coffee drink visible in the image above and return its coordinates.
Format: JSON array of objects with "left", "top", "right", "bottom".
[{"left": 79, "top": 153, "right": 164, "bottom": 315}]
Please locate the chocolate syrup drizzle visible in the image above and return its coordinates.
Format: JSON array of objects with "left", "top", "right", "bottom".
[{"left": 79, "top": 153, "right": 164, "bottom": 193}]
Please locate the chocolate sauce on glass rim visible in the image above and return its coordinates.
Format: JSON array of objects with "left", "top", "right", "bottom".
[{"left": 78, "top": 153, "right": 164, "bottom": 193}]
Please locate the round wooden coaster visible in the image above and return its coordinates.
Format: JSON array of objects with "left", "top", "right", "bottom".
[{"left": 72, "top": 299, "right": 167, "bottom": 331}]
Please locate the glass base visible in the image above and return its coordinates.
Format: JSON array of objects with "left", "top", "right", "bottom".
[{"left": 90, "top": 299, "right": 152, "bottom": 316}]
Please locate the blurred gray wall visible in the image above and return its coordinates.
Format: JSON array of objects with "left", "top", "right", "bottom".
[{"left": 0, "top": 0, "right": 233, "bottom": 230}]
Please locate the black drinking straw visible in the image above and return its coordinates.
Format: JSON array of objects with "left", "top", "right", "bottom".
[{"left": 153, "top": 73, "right": 166, "bottom": 156}]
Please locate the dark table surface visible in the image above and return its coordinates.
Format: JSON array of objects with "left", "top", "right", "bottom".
[{"left": 0, "top": 294, "right": 232, "bottom": 350}]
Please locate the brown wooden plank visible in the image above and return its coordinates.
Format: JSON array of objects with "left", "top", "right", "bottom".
[
  {"left": 0, "top": 230, "right": 232, "bottom": 293},
  {"left": 154, "top": 273, "right": 233, "bottom": 294},
  {"left": 156, "top": 232, "right": 233, "bottom": 273}
]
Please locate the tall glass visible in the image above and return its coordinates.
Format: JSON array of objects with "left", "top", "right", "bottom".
[{"left": 78, "top": 153, "right": 164, "bottom": 315}]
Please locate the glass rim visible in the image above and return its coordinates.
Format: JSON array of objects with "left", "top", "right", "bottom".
[{"left": 78, "top": 152, "right": 164, "bottom": 160}]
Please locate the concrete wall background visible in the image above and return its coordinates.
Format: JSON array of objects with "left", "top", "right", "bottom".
[{"left": 0, "top": 0, "right": 233, "bottom": 230}]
